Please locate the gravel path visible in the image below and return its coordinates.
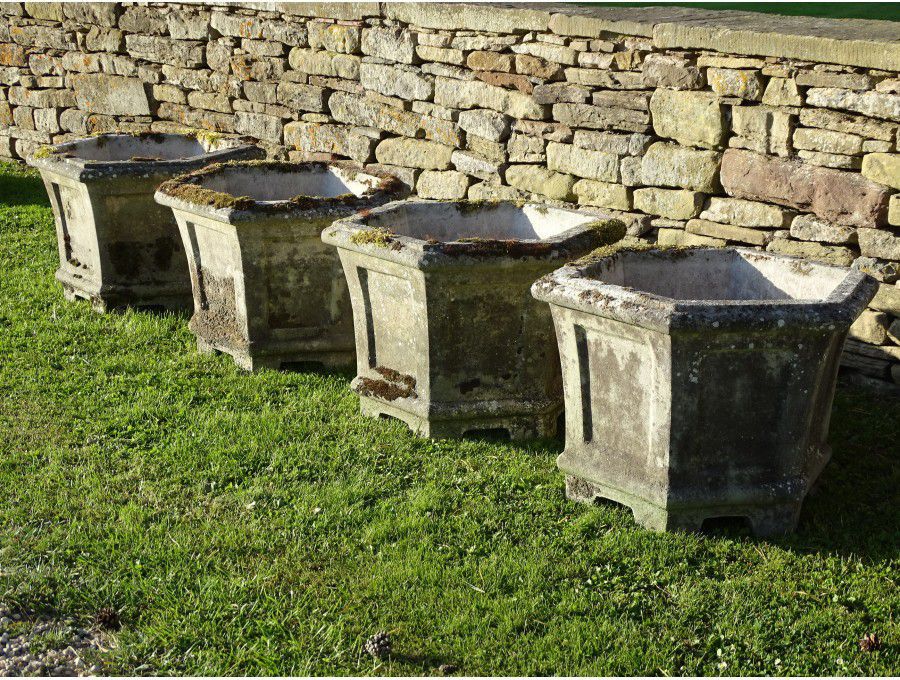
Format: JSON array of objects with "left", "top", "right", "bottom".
[{"left": 0, "top": 606, "right": 109, "bottom": 677}]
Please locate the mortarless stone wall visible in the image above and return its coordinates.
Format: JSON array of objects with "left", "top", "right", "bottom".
[{"left": 1, "top": 2, "right": 899, "bottom": 383}]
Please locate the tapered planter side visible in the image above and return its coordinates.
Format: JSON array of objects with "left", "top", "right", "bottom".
[
  {"left": 532, "top": 246, "right": 878, "bottom": 535},
  {"left": 155, "top": 160, "right": 405, "bottom": 371},
  {"left": 27, "top": 133, "right": 262, "bottom": 312},
  {"left": 322, "top": 200, "right": 626, "bottom": 439}
]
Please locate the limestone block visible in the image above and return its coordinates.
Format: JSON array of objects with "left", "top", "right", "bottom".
[
  {"left": 234, "top": 111, "right": 283, "bottom": 143},
  {"left": 546, "top": 141, "right": 618, "bottom": 182},
  {"left": 466, "top": 134, "right": 507, "bottom": 164},
  {"left": 592, "top": 90, "right": 652, "bottom": 111},
  {"left": 330, "top": 92, "right": 461, "bottom": 147},
  {"left": 288, "top": 48, "right": 360, "bottom": 79},
  {"left": 871, "top": 283, "right": 900, "bottom": 315},
  {"left": 686, "top": 218, "right": 772, "bottom": 246},
  {"left": 308, "top": 21, "right": 361, "bottom": 54},
  {"left": 361, "top": 27, "right": 417, "bottom": 64},
  {"left": 360, "top": 61, "right": 433, "bottom": 101},
  {"left": 789, "top": 214, "right": 857, "bottom": 245},
  {"left": 24, "top": 2, "right": 64, "bottom": 21},
  {"left": 450, "top": 150, "right": 504, "bottom": 182},
  {"left": 476, "top": 71, "right": 534, "bottom": 95},
  {"left": 71, "top": 74, "right": 150, "bottom": 116},
  {"left": 720, "top": 149, "right": 890, "bottom": 228},
  {"left": 468, "top": 181, "right": 526, "bottom": 202},
  {"left": 657, "top": 228, "right": 725, "bottom": 247},
  {"left": 533, "top": 83, "right": 590, "bottom": 105},
  {"left": 849, "top": 310, "right": 890, "bottom": 344},
  {"left": 553, "top": 103, "right": 650, "bottom": 133},
  {"left": 797, "top": 150, "right": 861, "bottom": 170},
  {"left": 798, "top": 107, "right": 897, "bottom": 141},
  {"left": 707, "top": 68, "right": 764, "bottom": 101},
  {"left": 416, "top": 169, "right": 470, "bottom": 199},
  {"left": 762, "top": 78, "right": 803, "bottom": 107},
  {"left": 416, "top": 45, "right": 465, "bottom": 66},
  {"left": 187, "top": 91, "right": 232, "bottom": 114},
  {"left": 511, "top": 41, "right": 578, "bottom": 66},
  {"left": 515, "top": 54, "right": 562, "bottom": 79},
  {"left": 806, "top": 88, "right": 900, "bottom": 122},
  {"left": 85, "top": 27, "right": 124, "bottom": 53},
  {"left": 119, "top": 6, "right": 167, "bottom": 34},
  {"left": 890, "top": 195, "right": 900, "bottom": 226},
  {"left": 573, "top": 179, "right": 632, "bottom": 211},
  {"left": 650, "top": 89, "right": 725, "bottom": 149},
  {"left": 434, "top": 77, "right": 547, "bottom": 120},
  {"left": 375, "top": 137, "right": 454, "bottom": 170},
  {"left": 641, "top": 53, "right": 704, "bottom": 90},
  {"left": 167, "top": 13, "right": 211, "bottom": 40},
  {"left": 508, "top": 134, "right": 545, "bottom": 163},
  {"left": 890, "top": 318, "right": 900, "bottom": 345},
  {"left": 383, "top": 2, "right": 549, "bottom": 34},
  {"left": 573, "top": 130, "right": 653, "bottom": 156},
  {"left": 641, "top": 142, "right": 721, "bottom": 193},
  {"left": 513, "top": 120, "right": 572, "bottom": 142},
  {"left": 125, "top": 36, "right": 204, "bottom": 68},
  {"left": 700, "top": 197, "right": 790, "bottom": 228},
  {"left": 793, "top": 127, "right": 863, "bottom": 156},
  {"left": 731, "top": 105, "right": 794, "bottom": 157},
  {"left": 64, "top": 2, "right": 119, "bottom": 26},
  {"left": 796, "top": 71, "right": 872, "bottom": 90},
  {"left": 858, "top": 228, "right": 900, "bottom": 260},
  {"left": 861, "top": 153, "right": 900, "bottom": 190},
  {"left": 766, "top": 238, "right": 855, "bottom": 267},
  {"left": 505, "top": 164, "right": 576, "bottom": 201},
  {"left": 467, "top": 51, "right": 513, "bottom": 73},
  {"left": 634, "top": 188, "right": 704, "bottom": 219},
  {"left": 276, "top": 82, "right": 327, "bottom": 112},
  {"left": 1, "top": 43, "right": 27, "bottom": 68},
  {"left": 618, "top": 157, "right": 641, "bottom": 189},
  {"left": 457, "top": 109, "right": 510, "bottom": 142}
]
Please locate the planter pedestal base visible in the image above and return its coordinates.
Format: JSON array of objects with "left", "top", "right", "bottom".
[
  {"left": 358, "top": 394, "right": 560, "bottom": 440},
  {"left": 58, "top": 271, "right": 193, "bottom": 314},
  {"left": 565, "top": 475, "right": 811, "bottom": 537},
  {"left": 196, "top": 337, "right": 354, "bottom": 372}
]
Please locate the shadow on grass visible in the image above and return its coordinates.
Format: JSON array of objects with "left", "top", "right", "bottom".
[
  {"left": 775, "top": 385, "right": 899, "bottom": 561},
  {"left": 0, "top": 166, "right": 48, "bottom": 208}
]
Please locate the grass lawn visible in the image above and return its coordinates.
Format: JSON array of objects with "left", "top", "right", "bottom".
[{"left": 0, "top": 161, "right": 898, "bottom": 675}]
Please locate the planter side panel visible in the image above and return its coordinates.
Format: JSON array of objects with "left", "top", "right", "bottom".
[{"left": 552, "top": 305, "right": 673, "bottom": 507}]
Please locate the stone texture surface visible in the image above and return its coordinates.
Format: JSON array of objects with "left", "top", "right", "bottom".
[
  {"left": 641, "top": 142, "right": 721, "bottom": 193},
  {"left": 649, "top": 89, "right": 725, "bottom": 149}
]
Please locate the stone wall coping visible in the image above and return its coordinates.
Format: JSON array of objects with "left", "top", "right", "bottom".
[{"left": 169, "top": 1, "right": 900, "bottom": 71}]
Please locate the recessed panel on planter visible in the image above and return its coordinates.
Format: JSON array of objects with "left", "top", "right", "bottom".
[
  {"left": 27, "top": 133, "right": 262, "bottom": 312},
  {"left": 532, "top": 246, "right": 878, "bottom": 535},
  {"left": 154, "top": 161, "right": 405, "bottom": 371},
  {"left": 322, "top": 200, "right": 627, "bottom": 439}
]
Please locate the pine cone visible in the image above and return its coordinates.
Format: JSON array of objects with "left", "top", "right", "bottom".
[
  {"left": 859, "top": 633, "right": 881, "bottom": 652},
  {"left": 94, "top": 607, "right": 121, "bottom": 631},
  {"left": 364, "top": 631, "right": 391, "bottom": 659}
]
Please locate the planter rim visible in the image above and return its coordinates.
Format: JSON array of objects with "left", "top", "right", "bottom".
[
  {"left": 321, "top": 199, "right": 626, "bottom": 268},
  {"left": 154, "top": 160, "right": 405, "bottom": 224},
  {"left": 26, "top": 132, "right": 263, "bottom": 181},
  {"left": 531, "top": 245, "right": 879, "bottom": 333}
]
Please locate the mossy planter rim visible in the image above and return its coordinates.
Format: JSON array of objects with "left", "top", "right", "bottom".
[
  {"left": 155, "top": 160, "right": 405, "bottom": 225},
  {"left": 28, "top": 133, "right": 262, "bottom": 182},
  {"left": 533, "top": 246, "right": 878, "bottom": 334},
  {"left": 322, "top": 199, "right": 626, "bottom": 268}
]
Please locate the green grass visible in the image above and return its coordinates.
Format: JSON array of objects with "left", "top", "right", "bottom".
[{"left": 0, "top": 161, "right": 898, "bottom": 675}]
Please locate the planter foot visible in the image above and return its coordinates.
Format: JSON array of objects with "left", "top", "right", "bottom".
[
  {"left": 564, "top": 476, "right": 801, "bottom": 537},
  {"left": 358, "top": 395, "right": 559, "bottom": 440}
]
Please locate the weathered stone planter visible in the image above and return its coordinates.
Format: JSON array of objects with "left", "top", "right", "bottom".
[
  {"left": 532, "top": 246, "right": 877, "bottom": 535},
  {"left": 154, "top": 161, "right": 404, "bottom": 371},
  {"left": 28, "top": 133, "right": 261, "bottom": 312},
  {"left": 321, "top": 200, "right": 625, "bottom": 439}
]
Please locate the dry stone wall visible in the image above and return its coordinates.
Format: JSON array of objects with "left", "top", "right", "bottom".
[{"left": 1, "top": 1, "right": 899, "bottom": 384}]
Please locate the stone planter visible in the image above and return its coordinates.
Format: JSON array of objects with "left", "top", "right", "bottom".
[
  {"left": 532, "top": 246, "right": 877, "bottom": 536},
  {"left": 28, "top": 133, "right": 261, "bottom": 312},
  {"left": 154, "top": 161, "right": 404, "bottom": 371},
  {"left": 321, "top": 200, "right": 625, "bottom": 439}
]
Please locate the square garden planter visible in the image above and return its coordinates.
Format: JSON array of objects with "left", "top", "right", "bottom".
[
  {"left": 154, "top": 161, "right": 405, "bottom": 371},
  {"left": 532, "top": 246, "right": 877, "bottom": 535},
  {"left": 28, "top": 132, "right": 261, "bottom": 312},
  {"left": 321, "top": 200, "right": 625, "bottom": 439}
]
